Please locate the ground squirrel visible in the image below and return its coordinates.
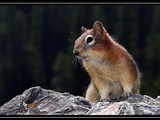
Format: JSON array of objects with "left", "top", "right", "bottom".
[{"left": 73, "top": 21, "right": 140, "bottom": 102}]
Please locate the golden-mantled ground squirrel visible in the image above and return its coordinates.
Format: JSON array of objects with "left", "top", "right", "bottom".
[{"left": 73, "top": 21, "right": 140, "bottom": 102}]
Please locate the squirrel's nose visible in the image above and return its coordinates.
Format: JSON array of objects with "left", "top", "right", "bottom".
[{"left": 73, "top": 49, "right": 79, "bottom": 56}]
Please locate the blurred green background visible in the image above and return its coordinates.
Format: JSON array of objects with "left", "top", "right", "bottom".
[{"left": 0, "top": 4, "right": 160, "bottom": 106}]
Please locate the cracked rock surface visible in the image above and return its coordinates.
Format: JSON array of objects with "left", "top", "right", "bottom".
[
  {"left": 0, "top": 86, "right": 160, "bottom": 115},
  {"left": 0, "top": 86, "right": 91, "bottom": 115}
]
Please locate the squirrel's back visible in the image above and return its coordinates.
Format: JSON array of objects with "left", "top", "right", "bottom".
[{"left": 73, "top": 21, "right": 140, "bottom": 102}]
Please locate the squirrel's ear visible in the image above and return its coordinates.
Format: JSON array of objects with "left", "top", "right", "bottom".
[
  {"left": 81, "top": 26, "right": 87, "bottom": 33},
  {"left": 93, "top": 21, "right": 105, "bottom": 34}
]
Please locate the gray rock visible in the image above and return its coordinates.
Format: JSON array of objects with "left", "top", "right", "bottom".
[
  {"left": 86, "top": 94, "right": 160, "bottom": 115},
  {"left": 0, "top": 86, "right": 160, "bottom": 115},
  {"left": 0, "top": 86, "right": 91, "bottom": 115}
]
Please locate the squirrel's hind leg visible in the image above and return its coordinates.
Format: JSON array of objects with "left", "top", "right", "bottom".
[{"left": 85, "top": 82, "right": 100, "bottom": 103}]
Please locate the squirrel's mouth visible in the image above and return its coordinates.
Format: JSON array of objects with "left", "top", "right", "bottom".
[{"left": 76, "top": 55, "right": 86, "bottom": 60}]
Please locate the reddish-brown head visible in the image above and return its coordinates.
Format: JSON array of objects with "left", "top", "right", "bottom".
[{"left": 73, "top": 21, "right": 112, "bottom": 61}]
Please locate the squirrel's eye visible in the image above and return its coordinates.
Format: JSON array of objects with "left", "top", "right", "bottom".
[{"left": 85, "top": 35, "right": 95, "bottom": 46}]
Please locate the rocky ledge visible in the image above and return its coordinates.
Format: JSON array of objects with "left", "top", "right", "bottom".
[{"left": 0, "top": 86, "right": 160, "bottom": 115}]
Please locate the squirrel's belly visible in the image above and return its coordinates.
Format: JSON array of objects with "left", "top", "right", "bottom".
[
  {"left": 108, "top": 81, "right": 123, "bottom": 99},
  {"left": 84, "top": 59, "right": 124, "bottom": 99}
]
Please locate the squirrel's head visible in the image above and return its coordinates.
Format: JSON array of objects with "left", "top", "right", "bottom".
[{"left": 73, "top": 21, "right": 112, "bottom": 61}]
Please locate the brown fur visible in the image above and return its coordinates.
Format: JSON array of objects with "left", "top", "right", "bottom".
[{"left": 73, "top": 21, "right": 140, "bottom": 102}]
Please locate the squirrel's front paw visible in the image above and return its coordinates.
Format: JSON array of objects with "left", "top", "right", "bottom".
[{"left": 119, "top": 92, "right": 133, "bottom": 101}]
